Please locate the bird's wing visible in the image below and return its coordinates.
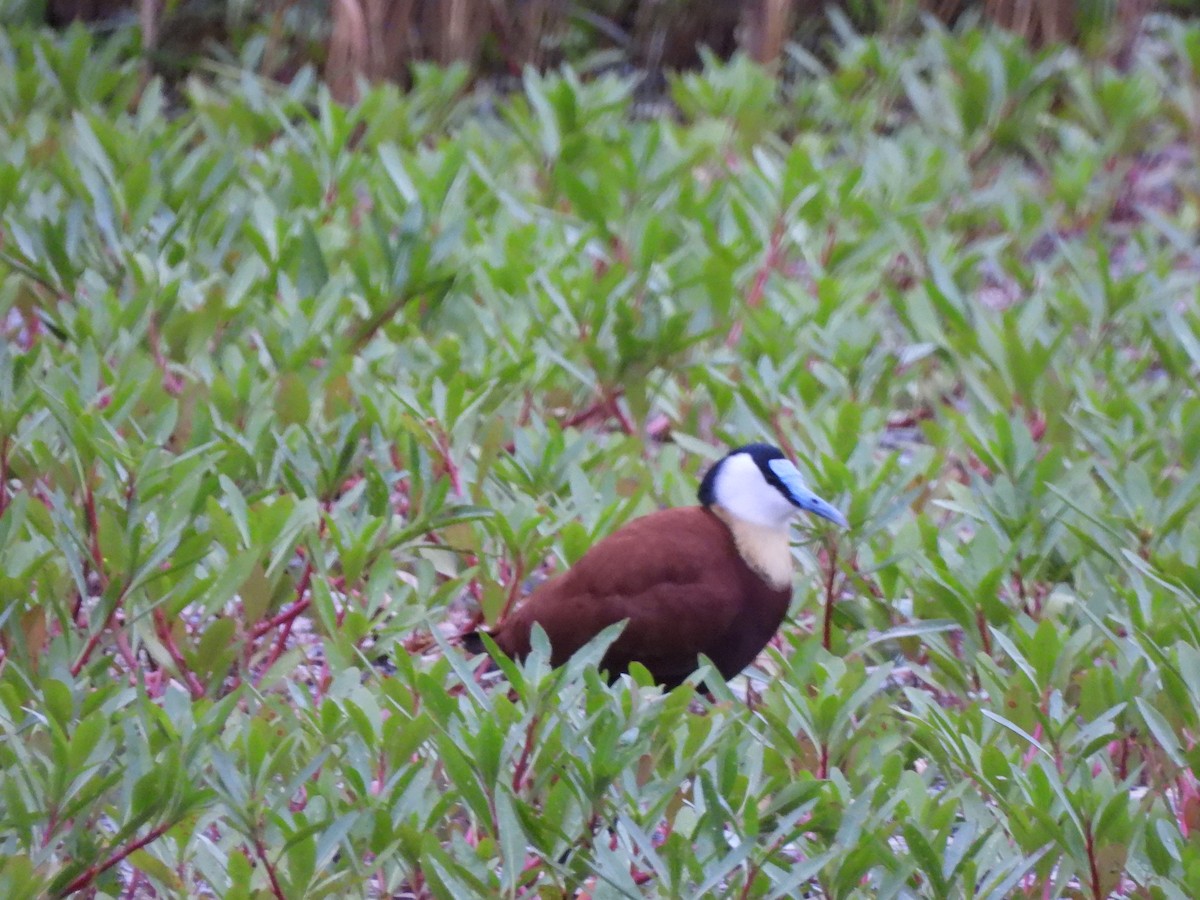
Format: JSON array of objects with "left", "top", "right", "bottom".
[
  {"left": 594, "top": 576, "right": 747, "bottom": 685},
  {"left": 491, "top": 507, "right": 746, "bottom": 676},
  {"left": 498, "top": 565, "right": 745, "bottom": 675}
]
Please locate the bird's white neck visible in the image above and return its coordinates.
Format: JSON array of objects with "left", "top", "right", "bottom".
[
  {"left": 711, "top": 505, "right": 794, "bottom": 590},
  {"left": 710, "top": 452, "right": 796, "bottom": 528}
]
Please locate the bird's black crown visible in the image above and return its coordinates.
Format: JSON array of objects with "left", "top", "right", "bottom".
[{"left": 697, "top": 443, "right": 786, "bottom": 506}]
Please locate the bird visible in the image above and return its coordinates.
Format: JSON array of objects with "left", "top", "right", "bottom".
[{"left": 463, "top": 443, "right": 848, "bottom": 688}]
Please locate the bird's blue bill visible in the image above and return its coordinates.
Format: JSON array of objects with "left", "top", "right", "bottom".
[{"left": 768, "top": 459, "right": 849, "bottom": 528}]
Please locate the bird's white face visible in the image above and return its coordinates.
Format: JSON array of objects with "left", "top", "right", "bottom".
[
  {"left": 711, "top": 451, "right": 848, "bottom": 530},
  {"left": 712, "top": 452, "right": 801, "bottom": 529}
]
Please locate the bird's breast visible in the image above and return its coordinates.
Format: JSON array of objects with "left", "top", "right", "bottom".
[{"left": 710, "top": 506, "right": 794, "bottom": 590}]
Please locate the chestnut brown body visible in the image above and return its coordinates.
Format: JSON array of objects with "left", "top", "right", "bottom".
[{"left": 475, "top": 506, "right": 792, "bottom": 687}]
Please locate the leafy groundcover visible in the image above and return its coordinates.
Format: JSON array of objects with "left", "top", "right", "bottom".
[{"left": 3, "top": 15, "right": 1200, "bottom": 898}]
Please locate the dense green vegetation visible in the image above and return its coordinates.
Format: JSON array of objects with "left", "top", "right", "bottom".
[{"left": 3, "top": 14, "right": 1200, "bottom": 898}]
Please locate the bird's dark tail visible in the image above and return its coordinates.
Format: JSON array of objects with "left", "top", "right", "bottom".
[{"left": 460, "top": 630, "right": 487, "bottom": 655}]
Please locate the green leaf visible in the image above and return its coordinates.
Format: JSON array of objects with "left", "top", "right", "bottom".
[
  {"left": 275, "top": 373, "right": 312, "bottom": 427},
  {"left": 1134, "top": 697, "right": 1186, "bottom": 768},
  {"left": 494, "top": 789, "right": 526, "bottom": 895}
]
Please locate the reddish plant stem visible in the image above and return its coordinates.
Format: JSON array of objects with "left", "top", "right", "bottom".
[
  {"left": 726, "top": 216, "right": 787, "bottom": 348},
  {"left": 1117, "top": 735, "right": 1130, "bottom": 781},
  {"left": 495, "top": 558, "right": 526, "bottom": 625},
  {"left": 317, "top": 657, "right": 332, "bottom": 700},
  {"left": 147, "top": 316, "right": 183, "bottom": 395},
  {"left": 152, "top": 609, "right": 207, "bottom": 699},
  {"left": 769, "top": 414, "right": 796, "bottom": 461},
  {"left": 70, "top": 631, "right": 107, "bottom": 678},
  {"left": 250, "top": 510, "right": 329, "bottom": 685},
  {"left": 817, "top": 742, "right": 829, "bottom": 781},
  {"left": 249, "top": 575, "right": 313, "bottom": 641},
  {"left": 749, "top": 219, "right": 787, "bottom": 307},
  {"left": 70, "top": 479, "right": 109, "bottom": 671},
  {"left": 886, "top": 408, "right": 935, "bottom": 429},
  {"left": 559, "top": 388, "right": 634, "bottom": 436},
  {"left": 254, "top": 554, "right": 315, "bottom": 682},
  {"left": 434, "top": 429, "right": 463, "bottom": 497},
  {"left": 374, "top": 749, "right": 387, "bottom": 796},
  {"left": 511, "top": 714, "right": 539, "bottom": 793},
  {"left": 71, "top": 473, "right": 146, "bottom": 676},
  {"left": 0, "top": 434, "right": 9, "bottom": 516},
  {"left": 517, "top": 390, "right": 533, "bottom": 429},
  {"left": 253, "top": 837, "right": 287, "bottom": 900},
  {"left": 608, "top": 234, "right": 631, "bottom": 268},
  {"left": 405, "top": 867, "right": 428, "bottom": 900},
  {"left": 112, "top": 631, "right": 140, "bottom": 673},
  {"left": 56, "top": 819, "right": 175, "bottom": 897},
  {"left": 1012, "top": 566, "right": 1028, "bottom": 615},
  {"left": 263, "top": 612, "right": 299, "bottom": 674},
  {"left": 347, "top": 292, "right": 418, "bottom": 353},
  {"left": 247, "top": 527, "right": 324, "bottom": 642},
  {"left": 975, "top": 606, "right": 993, "bottom": 657},
  {"left": 70, "top": 579, "right": 135, "bottom": 676},
  {"left": 821, "top": 541, "right": 839, "bottom": 652},
  {"left": 819, "top": 222, "right": 837, "bottom": 268},
  {"left": 122, "top": 868, "right": 146, "bottom": 899},
  {"left": 1083, "top": 819, "right": 1103, "bottom": 900},
  {"left": 1175, "top": 771, "right": 1199, "bottom": 838},
  {"left": 42, "top": 808, "right": 59, "bottom": 849},
  {"left": 606, "top": 392, "right": 635, "bottom": 436},
  {"left": 561, "top": 397, "right": 613, "bottom": 430},
  {"left": 1020, "top": 722, "right": 1044, "bottom": 769}
]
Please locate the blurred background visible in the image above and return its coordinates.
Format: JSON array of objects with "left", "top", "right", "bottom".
[{"left": 11, "top": 0, "right": 1196, "bottom": 102}]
